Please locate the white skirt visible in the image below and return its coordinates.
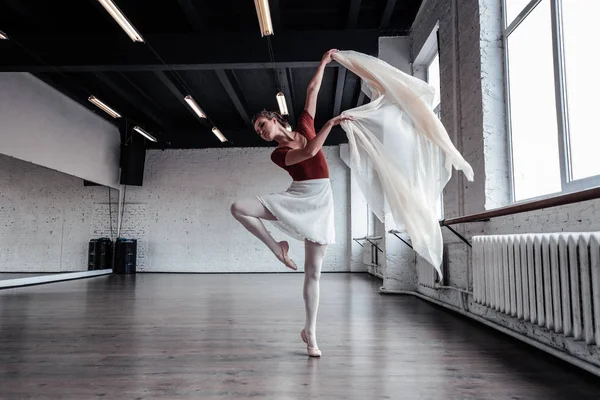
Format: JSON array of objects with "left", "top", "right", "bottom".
[{"left": 257, "top": 178, "right": 335, "bottom": 245}]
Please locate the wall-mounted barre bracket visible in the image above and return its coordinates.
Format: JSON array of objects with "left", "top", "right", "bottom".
[
  {"left": 387, "top": 230, "right": 413, "bottom": 250},
  {"left": 365, "top": 238, "right": 383, "bottom": 253},
  {"left": 352, "top": 238, "right": 364, "bottom": 247},
  {"left": 441, "top": 224, "right": 472, "bottom": 248},
  {"left": 352, "top": 236, "right": 383, "bottom": 253}
]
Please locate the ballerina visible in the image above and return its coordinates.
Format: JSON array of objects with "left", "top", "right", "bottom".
[{"left": 230, "top": 49, "right": 353, "bottom": 357}]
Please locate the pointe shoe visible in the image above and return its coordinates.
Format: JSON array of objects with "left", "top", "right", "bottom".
[
  {"left": 301, "top": 329, "right": 322, "bottom": 357},
  {"left": 279, "top": 241, "right": 297, "bottom": 271}
]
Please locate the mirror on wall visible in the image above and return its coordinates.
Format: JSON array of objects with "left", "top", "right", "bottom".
[{"left": 0, "top": 153, "right": 119, "bottom": 282}]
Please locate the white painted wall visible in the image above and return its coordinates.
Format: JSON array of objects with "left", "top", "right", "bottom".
[
  {"left": 0, "top": 153, "right": 118, "bottom": 272},
  {"left": 117, "top": 147, "right": 350, "bottom": 272},
  {"left": 0, "top": 73, "right": 121, "bottom": 189},
  {"left": 340, "top": 144, "right": 368, "bottom": 272},
  {"left": 379, "top": 36, "right": 412, "bottom": 73}
]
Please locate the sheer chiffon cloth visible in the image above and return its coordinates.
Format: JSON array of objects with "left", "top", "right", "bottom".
[{"left": 332, "top": 50, "right": 474, "bottom": 278}]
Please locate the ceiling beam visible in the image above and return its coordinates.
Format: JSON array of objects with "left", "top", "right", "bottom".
[
  {"left": 118, "top": 72, "right": 166, "bottom": 112},
  {"left": 380, "top": 0, "right": 397, "bottom": 29},
  {"left": 333, "top": 67, "right": 347, "bottom": 117},
  {"left": 176, "top": 0, "right": 204, "bottom": 31},
  {"left": 270, "top": 0, "right": 282, "bottom": 33},
  {"left": 276, "top": 68, "right": 296, "bottom": 126},
  {"left": 154, "top": 71, "right": 207, "bottom": 124},
  {"left": 0, "top": 30, "right": 379, "bottom": 72},
  {"left": 95, "top": 72, "right": 165, "bottom": 129},
  {"left": 2, "top": 0, "right": 31, "bottom": 20},
  {"left": 347, "top": 0, "right": 361, "bottom": 29},
  {"left": 356, "top": 91, "right": 365, "bottom": 107},
  {"left": 287, "top": 68, "right": 299, "bottom": 122},
  {"left": 354, "top": 76, "right": 366, "bottom": 107},
  {"left": 215, "top": 69, "right": 252, "bottom": 128},
  {"left": 153, "top": 71, "right": 188, "bottom": 108}
]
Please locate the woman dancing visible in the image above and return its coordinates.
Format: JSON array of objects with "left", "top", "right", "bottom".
[{"left": 230, "top": 49, "right": 353, "bottom": 357}]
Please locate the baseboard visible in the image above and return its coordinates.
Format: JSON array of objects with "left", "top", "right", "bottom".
[
  {"left": 0, "top": 269, "right": 112, "bottom": 289},
  {"left": 379, "top": 288, "right": 600, "bottom": 378}
]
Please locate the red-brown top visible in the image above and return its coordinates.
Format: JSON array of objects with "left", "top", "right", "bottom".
[{"left": 270, "top": 111, "right": 329, "bottom": 181}]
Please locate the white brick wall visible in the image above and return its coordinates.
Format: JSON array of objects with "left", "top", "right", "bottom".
[
  {"left": 0, "top": 154, "right": 118, "bottom": 272},
  {"left": 1, "top": 145, "right": 350, "bottom": 273},
  {"left": 118, "top": 146, "right": 350, "bottom": 272}
]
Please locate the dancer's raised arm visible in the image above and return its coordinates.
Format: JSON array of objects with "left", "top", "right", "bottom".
[
  {"left": 284, "top": 114, "right": 354, "bottom": 166},
  {"left": 304, "top": 49, "right": 338, "bottom": 118}
]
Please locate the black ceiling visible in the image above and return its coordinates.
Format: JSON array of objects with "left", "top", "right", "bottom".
[{"left": 0, "top": 0, "right": 423, "bottom": 149}]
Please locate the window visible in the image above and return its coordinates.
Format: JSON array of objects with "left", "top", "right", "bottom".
[
  {"left": 427, "top": 52, "right": 441, "bottom": 118},
  {"left": 562, "top": 1, "right": 600, "bottom": 180},
  {"left": 424, "top": 46, "right": 444, "bottom": 219},
  {"left": 504, "top": 0, "right": 600, "bottom": 202},
  {"left": 413, "top": 24, "right": 444, "bottom": 221}
]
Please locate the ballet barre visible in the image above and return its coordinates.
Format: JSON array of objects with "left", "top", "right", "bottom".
[
  {"left": 441, "top": 186, "right": 600, "bottom": 226},
  {"left": 438, "top": 185, "right": 600, "bottom": 247}
]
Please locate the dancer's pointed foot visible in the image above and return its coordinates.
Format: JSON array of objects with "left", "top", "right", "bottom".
[
  {"left": 301, "top": 329, "right": 321, "bottom": 357},
  {"left": 278, "top": 241, "right": 297, "bottom": 270}
]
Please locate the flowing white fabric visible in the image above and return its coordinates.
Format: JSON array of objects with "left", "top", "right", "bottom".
[
  {"left": 256, "top": 178, "right": 335, "bottom": 245},
  {"left": 332, "top": 50, "right": 474, "bottom": 277}
]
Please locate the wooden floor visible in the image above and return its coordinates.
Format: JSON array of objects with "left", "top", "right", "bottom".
[{"left": 1, "top": 273, "right": 599, "bottom": 399}]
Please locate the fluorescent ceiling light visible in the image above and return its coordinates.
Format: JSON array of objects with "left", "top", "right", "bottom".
[
  {"left": 133, "top": 126, "right": 157, "bottom": 142},
  {"left": 184, "top": 95, "right": 206, "bottom": 119},
  {"left": 97, "top": 0, "right": 144, "bottom": 42},
  {"left": 88, "top": 95, "right": 121, "bottom": 118},
  {"left": 212, "top": 127, "right": 227, "bottom": 142},
  {"left": 276, "top": 92, "right": 288, "bottom": 115},
  {"left": 254, "top": 0, "right": 274, "bottom": 36},
  {"left": 0, "top": 31, "right": 8, "bottom": 40}
]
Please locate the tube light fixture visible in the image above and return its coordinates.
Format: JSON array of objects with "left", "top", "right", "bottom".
[
  {"left": 184, "top": 95, "right": 206, "bottom": 119},
  {"left": 97, "top": 0, "right": 144, "bottom": 42},
  {"left": 254, "top": 0, "right": 274, "bottom": 36},
  {"left": 0, "top": 30, "right": 8, "bottom": 40},
  {"left": 212, "top": 127, "right": 227, "bottom": 143},
  {"left": 88, "top": 95, "right": 121, "bottom": 118},
  {"left": 133, "top": 126, "right": 157, "bottom": 142},
  {"left": 276, "top": 91, "right": 288, "bottom": 115}
]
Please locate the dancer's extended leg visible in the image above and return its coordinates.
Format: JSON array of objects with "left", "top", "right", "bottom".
[
  {"left": 230, "top": 198, "right": 296, "bottom": 270},
  {"left": 302, "top": 239, "right": 327, "bottom": 356}
]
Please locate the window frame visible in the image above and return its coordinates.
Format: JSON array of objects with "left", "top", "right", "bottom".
[
  {"left": 426, "top": 52, "right": 441, "bottom": 118},
  {"left": 425, "top": 52, "right": 444, "bottom": 219},
  {"left": 503, "top": 0, "right": 600, "bottom": 203},
  {"left": 414, "top": 23, "right": 445, "bottom": 220}
]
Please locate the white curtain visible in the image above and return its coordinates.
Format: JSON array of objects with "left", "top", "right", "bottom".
[{"left": 333, "top": 50, "right": 474, "bottom": 278}]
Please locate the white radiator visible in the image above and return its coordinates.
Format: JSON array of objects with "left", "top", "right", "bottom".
[
  {"left": 362, "top": 236, "right": 383, "bottom": 278},
  {"left": 418, "top": 258, "right": 438, "bottom": 288},
  {"left": 418, "top": 243, "right": 446, "bottom": 288},
  {"left": 473, "top": 233, "right": 600, "bottom": 346}
]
